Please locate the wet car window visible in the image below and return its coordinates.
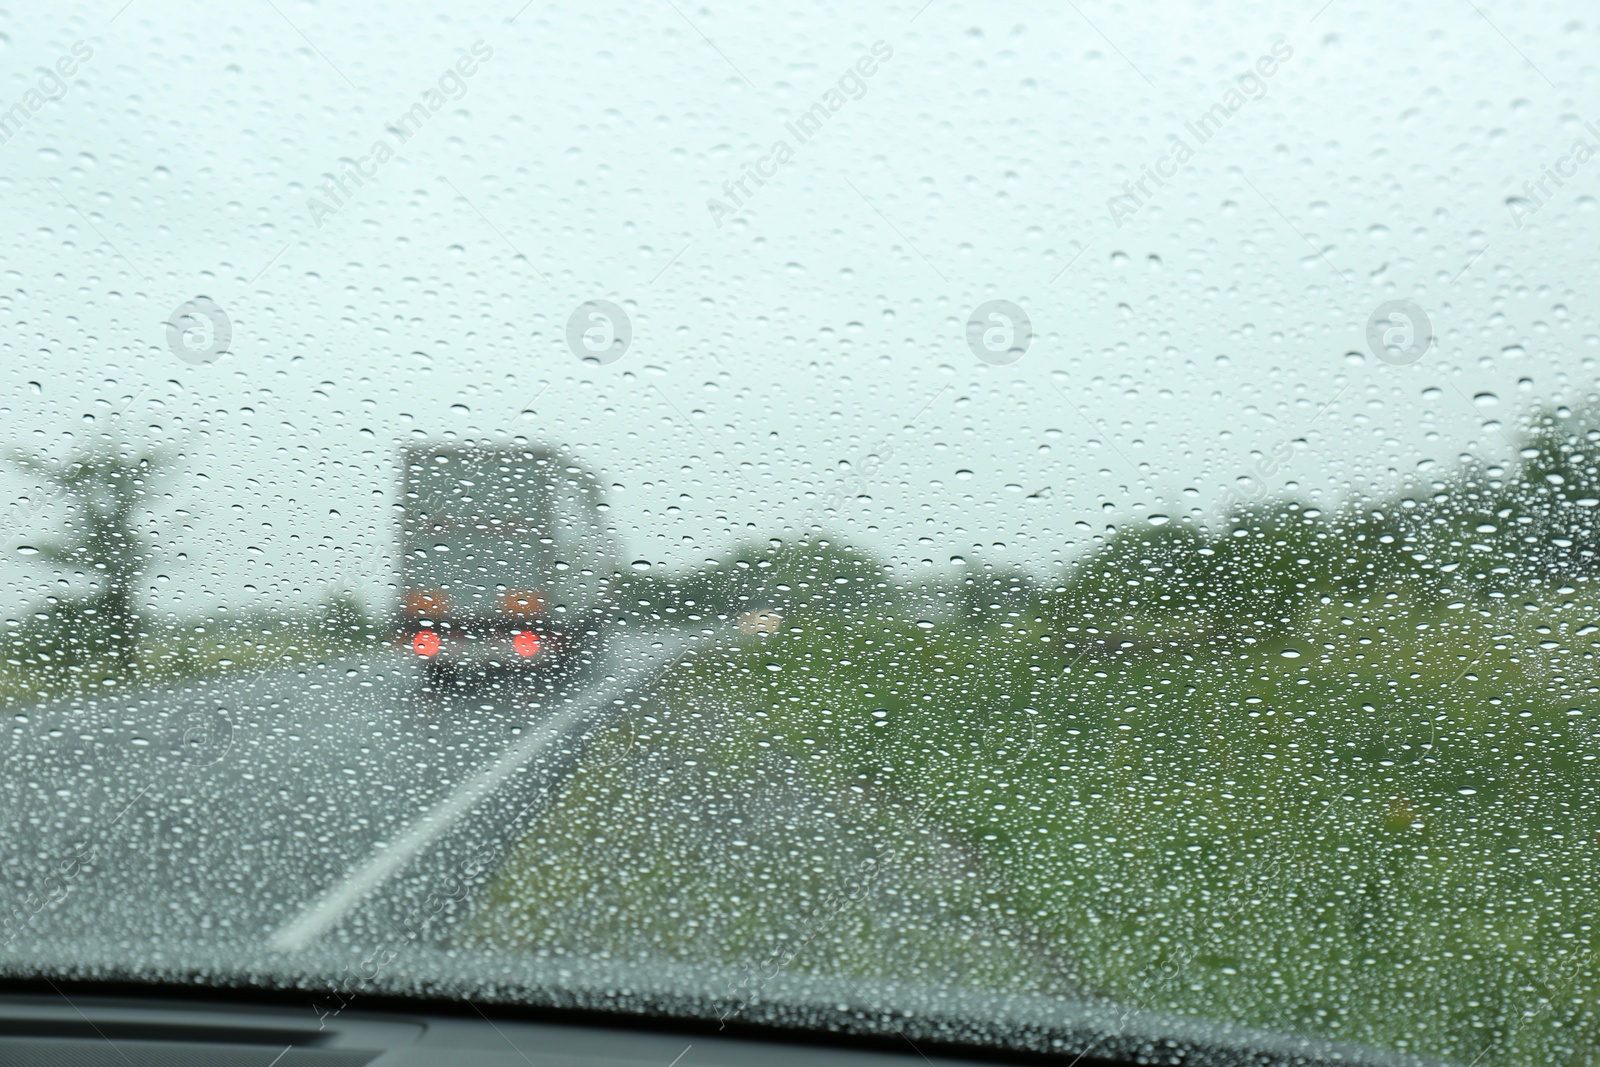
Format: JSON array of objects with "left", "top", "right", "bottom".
[{"left": 1, "top": 0, "right": 1597, "bottom": 1063}]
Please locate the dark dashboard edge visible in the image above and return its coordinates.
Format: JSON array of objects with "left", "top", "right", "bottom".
[{"left": 0, "top": 972, "right": 1167, "bottom": 1067}]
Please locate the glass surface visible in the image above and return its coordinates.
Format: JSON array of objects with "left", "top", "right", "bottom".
[{"left": 1, "top": 0, "right": 1596, "bottom": 1062}]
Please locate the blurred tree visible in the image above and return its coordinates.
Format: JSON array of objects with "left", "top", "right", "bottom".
[{"left": 16, "top": 445, "right": 166, "bottom": 676}]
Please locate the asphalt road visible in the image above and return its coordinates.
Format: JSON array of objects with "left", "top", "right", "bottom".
[{"left": 0, "top": 627, "right": 692, "bottom": 965}]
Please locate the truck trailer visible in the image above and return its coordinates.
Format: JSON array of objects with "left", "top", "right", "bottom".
[{"left": 395, "top": 442, "right": 618, "bottom": 688}]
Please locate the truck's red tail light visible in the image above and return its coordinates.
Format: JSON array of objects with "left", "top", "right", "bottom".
[
  {"left": 412, "top": 631, "right": 441, "bottom": 656},
  {"left": 512, "top": 631, "right": 541, "bottom": 657}
]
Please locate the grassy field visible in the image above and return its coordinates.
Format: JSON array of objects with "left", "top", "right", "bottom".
[
  {"left": 474, "top": 575, "right": 1598, "bottom": 1063},
  {"left": 474, "top": 409, "right": 1600, "bottom": 1065}
]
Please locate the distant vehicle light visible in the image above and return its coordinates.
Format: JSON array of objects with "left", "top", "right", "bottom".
[
  {"left": 737, "top": 608, "right": 783, "bottom": 635},
  {"left": 412, "top": 631, "right": 441, "bottom": 656},
  {"left": 512, "top": 631, "right": 541, "bottom": 657}
]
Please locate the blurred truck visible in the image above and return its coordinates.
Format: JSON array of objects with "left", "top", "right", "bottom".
[{"left": 396, "top": 442, "right": 619, "bottom": 687}]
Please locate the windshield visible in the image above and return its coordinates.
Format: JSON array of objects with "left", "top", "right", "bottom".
[{"left": 2, "top": 0, "right": 1596, "bottom": 1062}]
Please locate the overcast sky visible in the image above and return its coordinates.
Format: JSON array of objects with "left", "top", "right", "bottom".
[{"left": 0, "top": 0, "right": 1594, "bottom": 617}]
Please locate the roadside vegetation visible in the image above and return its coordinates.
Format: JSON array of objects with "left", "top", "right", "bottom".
[
  {"left": 2, "top": 445, "right": 381, "bottom": 704},
  {"left": 0, "top": 599, "right": 383, "bottom": 704},
  {"left": 477, "top": 405, "right": 1600, "bottom": 1065}
]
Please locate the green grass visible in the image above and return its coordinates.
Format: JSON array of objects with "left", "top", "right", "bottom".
[{"left": 473, "top": 570, "right": 1600, "bottom": 1065}]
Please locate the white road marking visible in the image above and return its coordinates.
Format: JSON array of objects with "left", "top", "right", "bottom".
[{"left": 269, "top": 631, "right": 690, "bottom": 951}]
